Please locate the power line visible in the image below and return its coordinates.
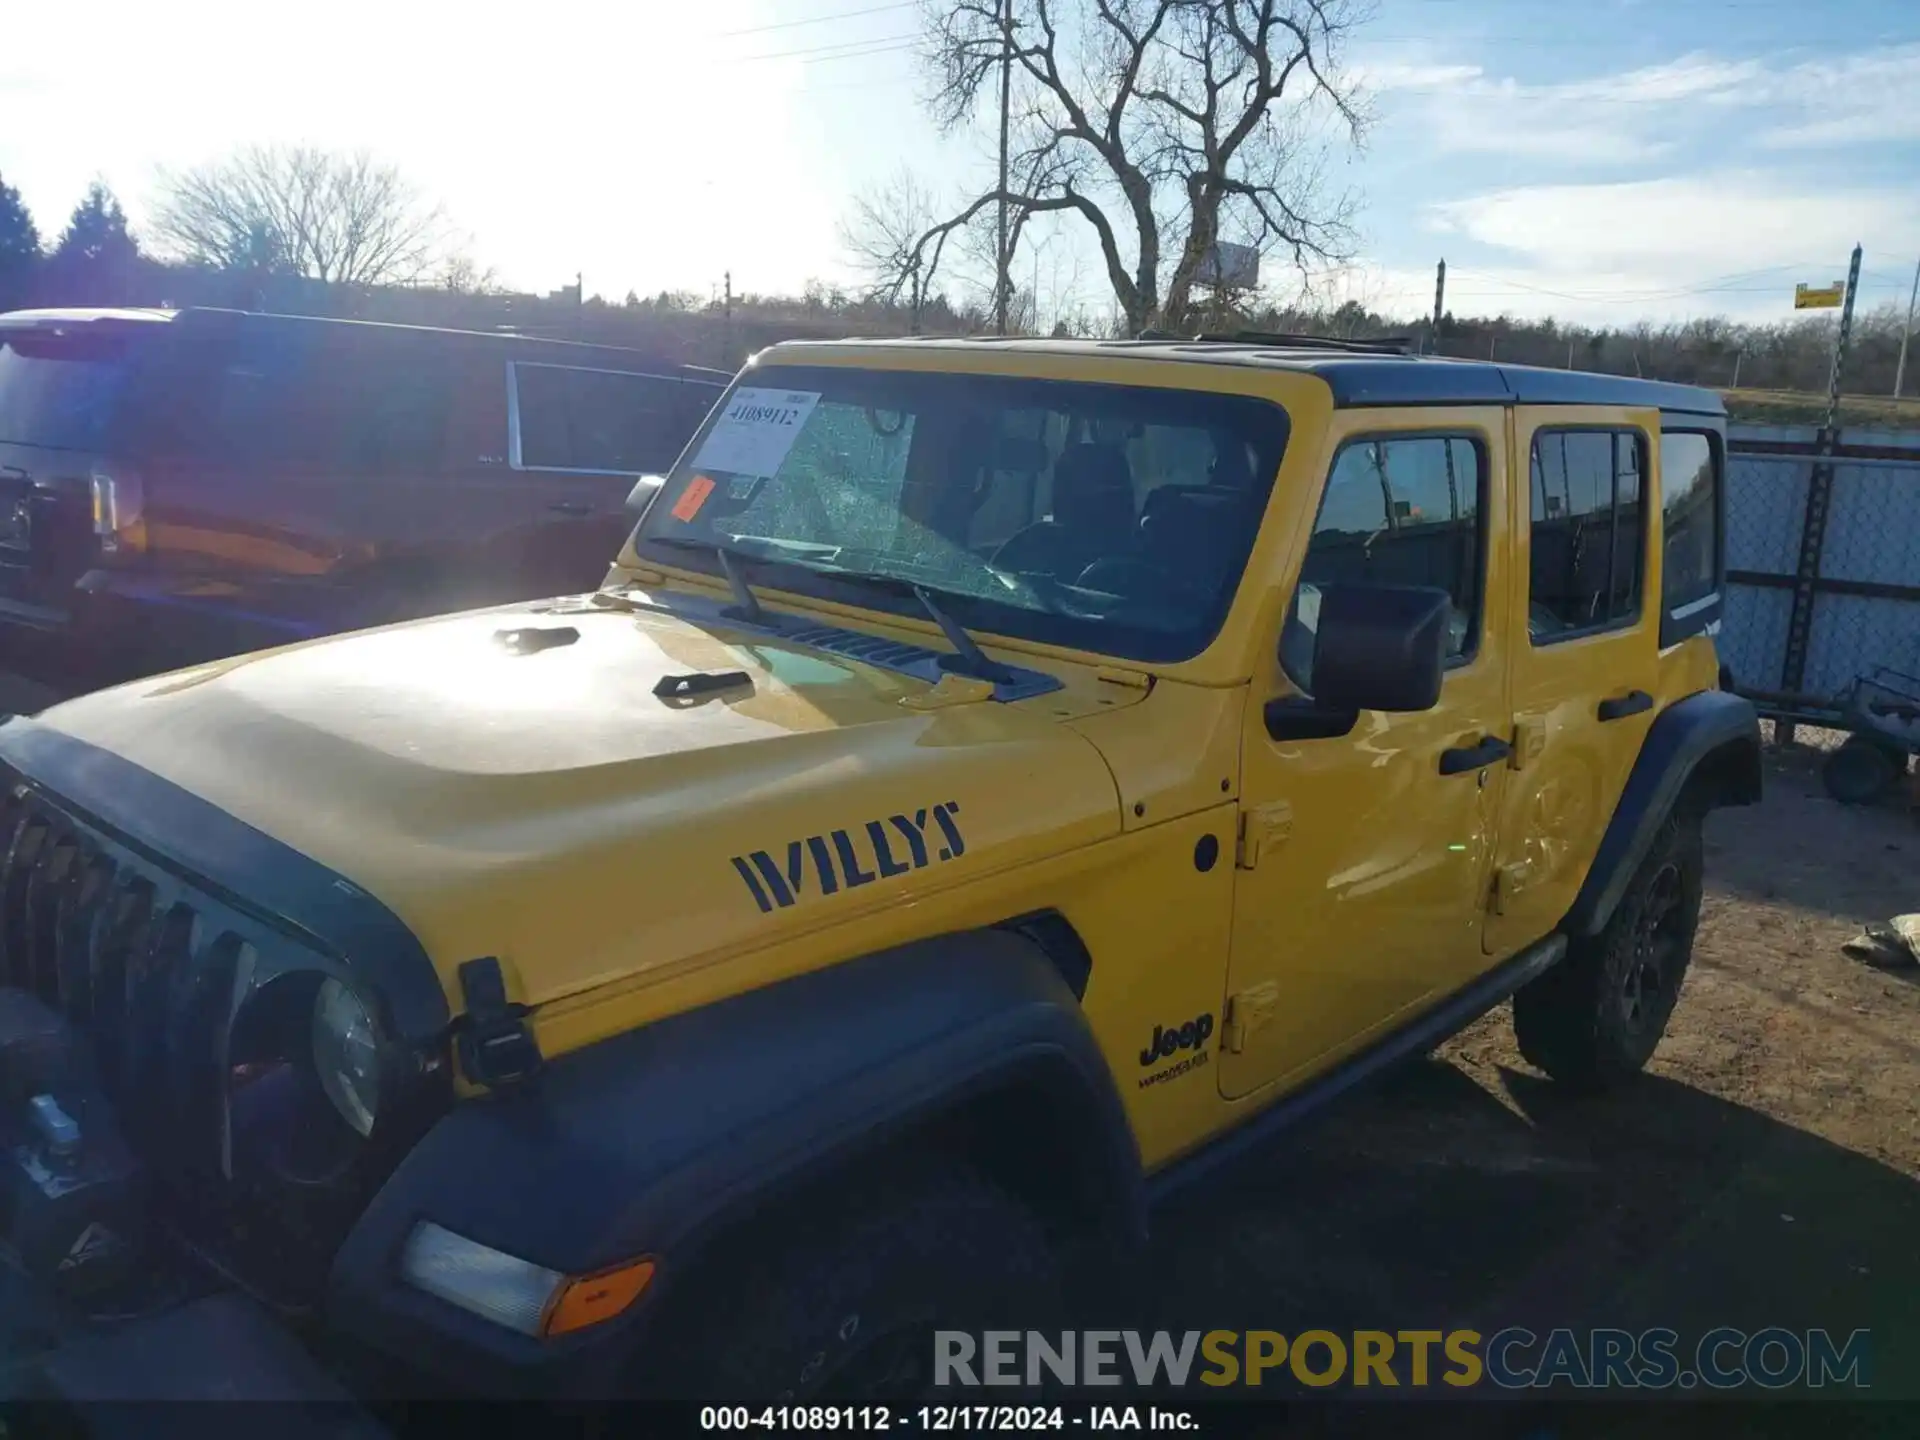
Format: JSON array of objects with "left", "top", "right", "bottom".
[
  {"left": 732, "top": 32, "right": 918, "bottom": 62},
  {"left": 1441, "top": 262, "right": 1920, "bottom": 308},
  {"left": 1448, "top": 265, "right": 1806, "bottom": 304},
  {"left": 720, "top": 1, "right": 915, "bottom": 37}
]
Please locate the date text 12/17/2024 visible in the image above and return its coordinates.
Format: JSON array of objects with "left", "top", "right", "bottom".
[{"left": 699, "top": 1405, "right": 1200, "bottom": 1431}]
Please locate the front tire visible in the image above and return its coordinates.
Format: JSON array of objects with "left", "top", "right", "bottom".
[
  {"left": 1514, "top": 807, "right": 1705, "bottom": 1092},
  {"left": 653, "top": 1155, "right": 1061, "bottom": 1403}
]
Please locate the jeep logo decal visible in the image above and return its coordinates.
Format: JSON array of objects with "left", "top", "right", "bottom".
[
  {"left": 731, "top": 802, "right": 966, "bottom": 914},
  {"left": 1140, "top": 1013, "right": 1214, "bottom": 1068}
]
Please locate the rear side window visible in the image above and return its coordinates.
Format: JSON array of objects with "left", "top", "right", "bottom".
[
  {"left": 0, "top": 333, "right": 137, "bottom": 452},
  {"left": 1528, "top": 429, "right": 1646, "bottom": 643},
  {"left": 129, "top": 326, "right": 454, "bottom": 474},
  {"left": 1659, "top": 430, "right": 1722, "bottom": 641},
  {"left": 1282, "top": 434, "right": 1485, "bottom": 692},
  {"left": 510, "top": 363, "right": 685, "bottom": 474}
]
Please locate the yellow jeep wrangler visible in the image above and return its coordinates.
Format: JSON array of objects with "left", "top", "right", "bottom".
[{"left": 0, "top": 333, "right": 1759, "bottom": 1407}]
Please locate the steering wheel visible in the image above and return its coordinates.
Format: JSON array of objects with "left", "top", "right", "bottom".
[{"left": 1075, "top": 557, "right": 1213, "bottom": 616}]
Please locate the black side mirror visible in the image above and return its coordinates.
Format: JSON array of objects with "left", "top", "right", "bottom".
[
  {"left": 1308, "top": 583, "right": 1450, "bottom": 713},
  {"left": 625, "top": 473, "right": 668, "bottom": 517}
]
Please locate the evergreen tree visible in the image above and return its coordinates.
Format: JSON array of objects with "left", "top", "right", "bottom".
[
  {"left": 47, "top": 182, "right": 141, "bottom": 304},
  {"left": 0, "top": 173, "right": 41, "bottom": 311}
]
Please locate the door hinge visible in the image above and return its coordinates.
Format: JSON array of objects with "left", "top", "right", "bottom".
[
  {"left": 454, "top": 956, "right": 543, "bottom": 1091},
  {"left": 1224, "top": 981, "right": 1282, "bottom": 1053},
  {"left": 1235, "top": 801, "right": 1294, "bottom": 870}
]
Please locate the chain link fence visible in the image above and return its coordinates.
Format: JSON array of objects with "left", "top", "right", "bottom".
[{"left": 1723, "top": 423, "right": 1920, "bottom": 733}]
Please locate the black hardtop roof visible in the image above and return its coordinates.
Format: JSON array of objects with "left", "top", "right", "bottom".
[
  {"left": 764, "top": 332, "right": 1728, "bottom": 418},
  {"left": 0, "top": 305, "right": 732, "bottom": 381}
]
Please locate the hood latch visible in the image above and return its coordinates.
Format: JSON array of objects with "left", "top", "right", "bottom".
[{"left": 454, "top": 957, "right": 543, "bottom": 1091}]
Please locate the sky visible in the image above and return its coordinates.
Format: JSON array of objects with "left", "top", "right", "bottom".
[{"left": 3, "top": 0, "right": 1919, "bottom": 329}]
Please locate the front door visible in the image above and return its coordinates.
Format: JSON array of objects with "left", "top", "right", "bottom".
[
  {"left": 1220, "top": 410, "right": 1513, "bottom": 1101},
  {"left": 1483, "top": 407, "right": 1662, "bottom": 956}
]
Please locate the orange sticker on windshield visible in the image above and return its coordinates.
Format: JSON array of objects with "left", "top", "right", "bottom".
[{"left": 672, "top": 474, "right": 716, "bottom": 522}]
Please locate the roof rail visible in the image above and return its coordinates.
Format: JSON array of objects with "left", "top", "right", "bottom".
[{"left": 1137, "top": 327, "right": 1416, "bottom": 356}]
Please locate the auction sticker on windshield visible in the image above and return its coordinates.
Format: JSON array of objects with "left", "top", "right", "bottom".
[{"left": 691, "top": 388, "right": 822, "bottom": 479}]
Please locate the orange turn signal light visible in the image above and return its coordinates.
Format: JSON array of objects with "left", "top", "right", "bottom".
[{"left": 540, "top": 1257, "right": 657, "bottom": 1337}]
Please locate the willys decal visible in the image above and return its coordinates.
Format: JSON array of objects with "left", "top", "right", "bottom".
[{"left": 731, "top": 802, "right": 966, "bottom": 913}]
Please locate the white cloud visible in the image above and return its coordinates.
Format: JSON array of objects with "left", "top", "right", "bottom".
[
  {"left": 1430, "top": 173, "right": 1912, "bottom": 273},
  {"left": 1752, "top": 45, "right": 1920, "bottom": 148},
  {"left": 1379, "top": 172, "right": 1919, "bottom": 325},
  {"left": 1360, "top": 42, "right": 1920, "bottom": 165}
]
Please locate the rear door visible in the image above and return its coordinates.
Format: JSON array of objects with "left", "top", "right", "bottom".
[
  {"left": 0, "top": 322, "right": 148, "bottom": 625},
  {"left": 1485, "top": 406, "right": 1661, "bottom": 957},
  {"left": 126, "top": 321, "right": 463, "bottom": 608}
]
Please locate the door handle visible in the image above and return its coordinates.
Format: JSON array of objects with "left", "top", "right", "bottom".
[
  {"left": 1597, "top": 689, "right": 1654, "bottom": 722},
  {"left": 547, "top": 501, "right": 593, "bottom": 517},
  {"left": 1439, "top": 735, "right": 1513, "bottom": 776}
]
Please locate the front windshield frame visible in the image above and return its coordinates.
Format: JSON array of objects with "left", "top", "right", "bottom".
[{"left": 630, "top": 362, "right": 1292, "bottom": 666}]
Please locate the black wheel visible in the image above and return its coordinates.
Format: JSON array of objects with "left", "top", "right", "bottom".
[
  {"left": 1822, "top": 735, "right": 1905, "bottom": 806},
  {"left": 651, "top": 1154, "right": 1060, "bottom": 1403},
  {"left": 1514, "top": 808, "right": 1705, "bottom": 1092}
]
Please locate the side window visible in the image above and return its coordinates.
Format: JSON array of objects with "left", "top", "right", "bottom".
[
  {"left": 1281, "top": 434, "right": 1484, "bottom": 692},
  {"left": 337, "top": 344, "right": 454, "bottom": 473},
  {"left": 511, "top": 364, "right": 684, "bottom": 474},
  {"left": 1659, "top": 430, "right": 1721, "bottom": 630},
  {"left": 193, "top": 334, "right": 336, "bottom": 470},
  {"left": 1528, "top": 429, "right": 1646, "bottom": 643}
]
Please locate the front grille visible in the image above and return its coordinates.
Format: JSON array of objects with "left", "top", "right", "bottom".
[{"left": 0, "top": 779, "right": 243, "bottom": 1185}]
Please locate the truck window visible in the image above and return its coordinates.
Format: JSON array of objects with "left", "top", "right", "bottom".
[
  {"left": 1528, "top": 428, "right": 1646, "bottom": 642},
  {"left": 510, "top": 363, "right": 684, "bottom": 475},
  {"left": 0, "top": 332, "right": 139, "bottom": 453},
  {"left": 337, "top": 344, "right": 455, "bottom": 473},
  {"left": 1281, "top": 435, "right": 1485, "bottom": 692}
]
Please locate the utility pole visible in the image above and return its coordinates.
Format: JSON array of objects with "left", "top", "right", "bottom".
[
  {"left": 995, "top": 0, "right": 1013, "bottom": 335},
  {"left": 1430, "top": 259, "right": 1446, "bottom": 355},
  {"left": 1779, "top": 242, "right": 1863, "bottom": 744},
  {"left": 723, "top": 270, "right": 733, "bottom": 369},
  {"left": 1820, "top": 244, "right": 1863, "bottom": 435},
  {"left": 1895, "top": 253, "right": 1920, "bottom": 399}
]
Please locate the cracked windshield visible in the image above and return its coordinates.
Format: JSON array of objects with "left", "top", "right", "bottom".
[{"left": 637, "top": 366, "right": 1291, "bottom": 661}]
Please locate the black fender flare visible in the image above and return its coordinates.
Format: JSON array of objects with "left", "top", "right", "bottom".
[
  {"left": 1564, "top": 687, "right": 1761, "bottom": 939},
  {"left": 326, "top": 928, "right": 1141, "bottom": 1391}
]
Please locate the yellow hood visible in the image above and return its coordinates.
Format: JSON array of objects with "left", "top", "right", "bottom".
[{"left": 35, "top": 596, "right": 1127, "bottom": 1010}]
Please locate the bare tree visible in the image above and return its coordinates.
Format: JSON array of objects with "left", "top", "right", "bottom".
[
  {"left": 839, "top": 168, "right": 952, "bottom": 329},
  {"left": 149, "top": 146, "right": 453, "bottom": 287},
  {"left": 438, "top": 254, "right": 503, "bottom": 296},
  {"left": 897, "top": 0, "right": 1368, "bottom": 335}
]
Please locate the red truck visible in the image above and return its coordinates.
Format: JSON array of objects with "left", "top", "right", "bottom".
[{"left": 0, "top": 306, "right": 728, "bottom": 683}]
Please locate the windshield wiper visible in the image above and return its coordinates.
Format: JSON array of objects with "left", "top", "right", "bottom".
[
  {"left": 648, "top": 536, "right": 767, "bottom": 623},
  {"left": 810, "top": 568, "right": 1017, "bottom": 685}
]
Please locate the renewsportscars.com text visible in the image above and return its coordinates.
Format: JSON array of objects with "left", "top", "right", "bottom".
[{"left": 934, "top": 1328, "right": 1871, "bottom": 1391}]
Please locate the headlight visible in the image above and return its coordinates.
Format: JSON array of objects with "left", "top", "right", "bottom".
[{"left": 312, "top": 978, "right": 381, "bottom": 1137}]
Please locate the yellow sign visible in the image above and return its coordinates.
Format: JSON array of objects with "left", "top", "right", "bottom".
[{"left": 1795, "top": 282, "right": 1845, "bottom": 309}]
